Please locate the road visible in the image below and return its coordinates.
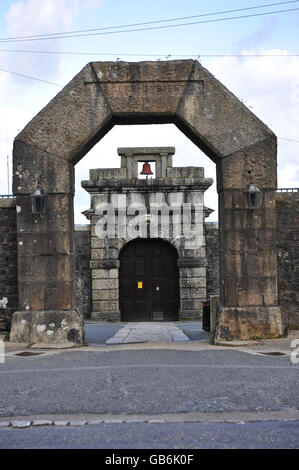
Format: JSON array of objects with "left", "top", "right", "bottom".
[
  {"left": 1, "top": 420, "right": 298, "bottom": 449},
  {"left": 0, "top": 340, "right": 298, "bottom": 448}
]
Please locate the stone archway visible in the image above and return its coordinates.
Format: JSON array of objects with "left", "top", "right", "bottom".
[{"left": 10, "top": 60, "right": 282, "bottom": 345}]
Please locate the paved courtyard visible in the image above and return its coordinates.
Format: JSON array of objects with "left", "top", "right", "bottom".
[
  {"left": 85, "top": 321, "right": 208, "bottom": 345},
  {"left": 106, "top": 322, "right": 189, "bottom": 344}
]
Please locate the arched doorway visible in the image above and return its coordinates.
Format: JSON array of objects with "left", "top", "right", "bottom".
[{"left": 119, "top": 238, "right": 179, "bottom": 322}]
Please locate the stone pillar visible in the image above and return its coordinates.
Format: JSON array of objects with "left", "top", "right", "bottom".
[
  {"left": 10, "top": 142, "right": 84, "bottom": 345},
  {"left": 215, "top": 138, "right": 282, "bottom": 341}
]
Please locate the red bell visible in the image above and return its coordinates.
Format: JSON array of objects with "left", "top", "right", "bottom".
[{"left": 140, "top": 162, "right": 153, "bottom": 177}]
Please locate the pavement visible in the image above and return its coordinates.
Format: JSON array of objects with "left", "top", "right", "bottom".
[
  {"left": 85, "top": 320, "right": 209, "bottom": 345},
  {"left": 105, "top": 322, "right": 191, "bottom": 344},
  {"left": 1, "top": 319, "right": 297, "bottom": 353},
  {"left": 0, "top": 322, "right": 298, "bottom": 448}
]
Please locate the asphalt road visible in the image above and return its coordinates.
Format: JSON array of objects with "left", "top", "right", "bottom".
[
  {"left": 1, "top": 420, "right": 298, "bottom": 449},
  {"left": 0, "top": 349, "right": 298, "bottom": 416},
  {"left": 1, "top": 345, "right": 298, "bottom": 449}
]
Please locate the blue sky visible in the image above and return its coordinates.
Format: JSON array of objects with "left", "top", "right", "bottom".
[{"left": 0, "top": 0, "right": 298, "bottom": 222}]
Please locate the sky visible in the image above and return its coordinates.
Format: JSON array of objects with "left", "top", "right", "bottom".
[{"left": 0, "top": 0, "right": 298, "bottom": 223}]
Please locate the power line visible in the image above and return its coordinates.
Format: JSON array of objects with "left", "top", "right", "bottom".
[
  {"left": 0, "top": 1, "right": 297, "bottom": 42},
  {"left": 278, "top": 137, "right": 299, "bottom": 143},
  {"left": 0, "top": 6, "right": 298, "bottom": 43},
  {"left": 0, "top": 50, "right": 298, "bottom": 58},
  {"left": 0, "top": 67, "right": 62, "bottom": 86}
]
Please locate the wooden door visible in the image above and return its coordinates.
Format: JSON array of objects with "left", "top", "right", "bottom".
[{"left": 119, "top": 238, "right": 179, "bottom": 321}]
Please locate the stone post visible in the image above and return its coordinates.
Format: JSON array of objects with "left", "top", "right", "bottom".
[
  {"left": 10, "top": 142, "right": 84, "bottom": 345},
  {"left": 215, "top": 138, "right": 282, "bottom": 341}
]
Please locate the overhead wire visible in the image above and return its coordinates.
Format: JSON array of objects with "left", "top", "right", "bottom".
[
  {"left": 0, "top": 67, "right": 62, "bottom": 86},
  {"left": 278, "top": 137, "right": 299, "bottom": 143},
  {"left": 0, "top": 6, "right": 298, "bottom": 42},
  {"left": 0, "top": 0, "right": 297, "bottom": 42},
  {"left": 0, "top": 50, "right": 298, "bottom": 58}
]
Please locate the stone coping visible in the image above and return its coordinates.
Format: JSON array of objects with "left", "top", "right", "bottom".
[
  {"left": 117, "top": 147, "right": 175, "bottom": 156},
  {"left": 0, "top": 198, "right": 16, "bottom": 208},
  {"left": 82, "top": 178, "right": 213, "bottom": 191},
  {"left": 75, "top": 224, "right": 90, "bottom": 231},
  {"left": 205, "top": 222, "right": 219, "bottom": 229}
]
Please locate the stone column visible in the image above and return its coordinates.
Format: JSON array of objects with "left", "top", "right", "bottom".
[
  {"left": 215, "top": 138, "right": 282, "bottom": 341},
  {"left": 10, "top": 142, "right": 84, "bottom": 345}
]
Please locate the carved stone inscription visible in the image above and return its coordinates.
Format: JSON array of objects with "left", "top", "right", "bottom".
[
  {"left": 98, "top": 80, "right": 204, "bottom": 114},
  {"left": 101, "top": 81, "right": 203, "bottom": 97}
]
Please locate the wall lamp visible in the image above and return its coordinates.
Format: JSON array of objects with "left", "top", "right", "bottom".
[
  {"left": 244, "top": 183, "right": 261, "bottom": 209},
  {"left": 31, "top": 187, "right": 47, "bottom": 214}
]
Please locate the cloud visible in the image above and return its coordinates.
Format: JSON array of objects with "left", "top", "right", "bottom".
[
  {"left": 0, "top": 0, "right": 103, "bottom": 194},
  {"left": 207, "top": 49, "right": 299, "bottom": 186},
  {"left": 5, "top": 0, "right": 102, "bottom": 36},
  {"left": 232, "top": 18, "right": 276, "bottom": 52},
  {"left": 6, "top": 0, "right": 77, "bottom": 36},
  {"left": 3, "top": 0, "right": 102, "bottom": 82}
]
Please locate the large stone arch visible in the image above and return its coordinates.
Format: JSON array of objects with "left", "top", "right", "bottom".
[{"left": 10, "top": 60, "right": 282, "bottom": 345}]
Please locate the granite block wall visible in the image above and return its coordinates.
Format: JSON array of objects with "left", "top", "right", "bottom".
[
  {"left": 0, "top": 198, "right": 18, "bottom": 330},
  {"left": 275, "top": 191, "right": 299, "bottom": 327}
]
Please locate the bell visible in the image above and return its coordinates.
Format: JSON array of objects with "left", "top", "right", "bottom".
[{"left": 140, "top": 162, "right": 153, "bottom": 177}]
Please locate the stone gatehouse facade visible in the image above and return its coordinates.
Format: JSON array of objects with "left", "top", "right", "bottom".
[{"left": 81, "top": 147, "right": 213, "bottom": 321}]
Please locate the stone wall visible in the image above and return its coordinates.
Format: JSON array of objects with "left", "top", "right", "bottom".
[
  {"left": 205, "top": 222, "right": 220, "bottom": 299},
  {"left": 74, "top": 225, "right": 92, "bottom": 319},
  {"left": 275, "top": 191, "right": 299, "bottom": 327},
  {"left": 0, "top": 198, "right": 18, "bottom": 330},
  {"left": 0, "top": 209, "right": 93, "bottom": 330}
]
